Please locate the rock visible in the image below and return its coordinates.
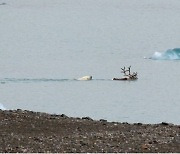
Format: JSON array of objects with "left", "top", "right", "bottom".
[
  {"left": 99, "top": 119, "right": 107, "bottom": 122},
  {"left": 82, "top": 117, "right": 93, "bottom": 121},
  {"left": 60, "top": 114, "right": 68, "bottom": 118},
  {"left": 161, "top": 122, "right": 169, "bottom": 125}
]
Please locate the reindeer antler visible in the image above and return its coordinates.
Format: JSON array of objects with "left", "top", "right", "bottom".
[
  {"left": 127, "top": 66, "right": 131, "bottom": 75},
  {"left": 121, "top": 66, "right": 125, "bottom": 73},
  {"left": 120, "top": 66, "right": 138, "bottom": 79},
  {"left": 121, "top": 66, "right": 127, "bottom": 76}
]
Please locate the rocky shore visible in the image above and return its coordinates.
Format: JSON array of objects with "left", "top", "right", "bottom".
[{"left": 0, "top": 109, "right": 180, "bottom": 153}]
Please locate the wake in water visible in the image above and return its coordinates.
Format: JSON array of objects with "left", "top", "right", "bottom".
[
  {"left": 0, "top": 78, "right": 74, "bottom": 84},
  {"left": 0, "top": 78, "right": 111, "bottom": 84},
  {"left": 149, "top": 48, "right": 180, "bottom": 60}
]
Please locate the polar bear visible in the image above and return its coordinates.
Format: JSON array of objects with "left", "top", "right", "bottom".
[{"left": 77, "top": 76, "right": 92, "bottom": 81}]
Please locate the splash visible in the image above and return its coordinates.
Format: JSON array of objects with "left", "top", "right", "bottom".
[
  {"left": 150, "top": 48, "right": 180, "bottom": 60},
  {"left": 0, "top": 103, "right": 6, "bottom": 110}
]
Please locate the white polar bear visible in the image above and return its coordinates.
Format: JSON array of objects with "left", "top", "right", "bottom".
[{"left": 77, "top": 76, "right": 92, "bottom": 81}]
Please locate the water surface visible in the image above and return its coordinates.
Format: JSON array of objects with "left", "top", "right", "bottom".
[{"left": 0, "top": 0, "right": 180, "bottom": 124}]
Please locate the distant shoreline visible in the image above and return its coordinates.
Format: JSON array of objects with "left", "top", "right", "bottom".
[{"left": 0, "top": 109, "right": 179, "bottom": 153}]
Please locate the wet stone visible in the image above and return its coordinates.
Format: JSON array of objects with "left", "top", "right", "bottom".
[
  {"left": 82, "top": 117, "right": 93, "bottom": 121},
  {"left": 161, "top": 122, "right": 169, "bottom": 125},
  {"left": 60, "top": 114, "right": 68, "bottom": 118},
  {"left": 99, "top": 119, "right": 107, "bottom": 122}
]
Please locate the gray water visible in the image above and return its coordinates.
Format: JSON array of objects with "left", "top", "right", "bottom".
[{"left": 0, "top": 0, "right": 180, "bottom": 124}]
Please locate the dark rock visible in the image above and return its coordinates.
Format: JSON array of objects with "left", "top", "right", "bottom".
[
  {"left": 80, "top": 140, "right": 88, "bottom": 146},
  {"left": 99, "top": 119, "right": 107, "bottom": 122},
  {"left": 17, "top": 109, "right": 23, "bottom": 113},
  {"left": 134, "top": 123, "right": 142, "bottom": 125},
  {"left": 122, "top": 122, "right": 129, "bottom": 125},
  {"left": 82, "top": 117, "right": 93, "bottom": 121},
  {"left": 60, "top": 114, "right": 68, "bottom": 118},
  {"left": 161, "top": 122, "right": 169, "bottom": 125}
]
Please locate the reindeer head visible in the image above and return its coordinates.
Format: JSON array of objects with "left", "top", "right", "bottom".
[{"left": 121, "top": 66, "right": 138, "bottom": 79}]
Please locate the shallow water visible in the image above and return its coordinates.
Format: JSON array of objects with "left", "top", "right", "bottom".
[{"left": 0, "top": 0, "right": 180, "bottom": 124}]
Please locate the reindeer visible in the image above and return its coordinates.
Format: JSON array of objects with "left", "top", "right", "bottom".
[{"left": 113, "top": 66, "right": 138, "bottom": 81}]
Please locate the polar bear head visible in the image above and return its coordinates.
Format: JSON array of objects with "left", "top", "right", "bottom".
[{"left": 77, "top": 76, "right": 92, "bottom": 81}]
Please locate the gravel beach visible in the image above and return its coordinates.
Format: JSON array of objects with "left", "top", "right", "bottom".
[{"left": 0, "top": 109, "right": 180, "bottom": 153}]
